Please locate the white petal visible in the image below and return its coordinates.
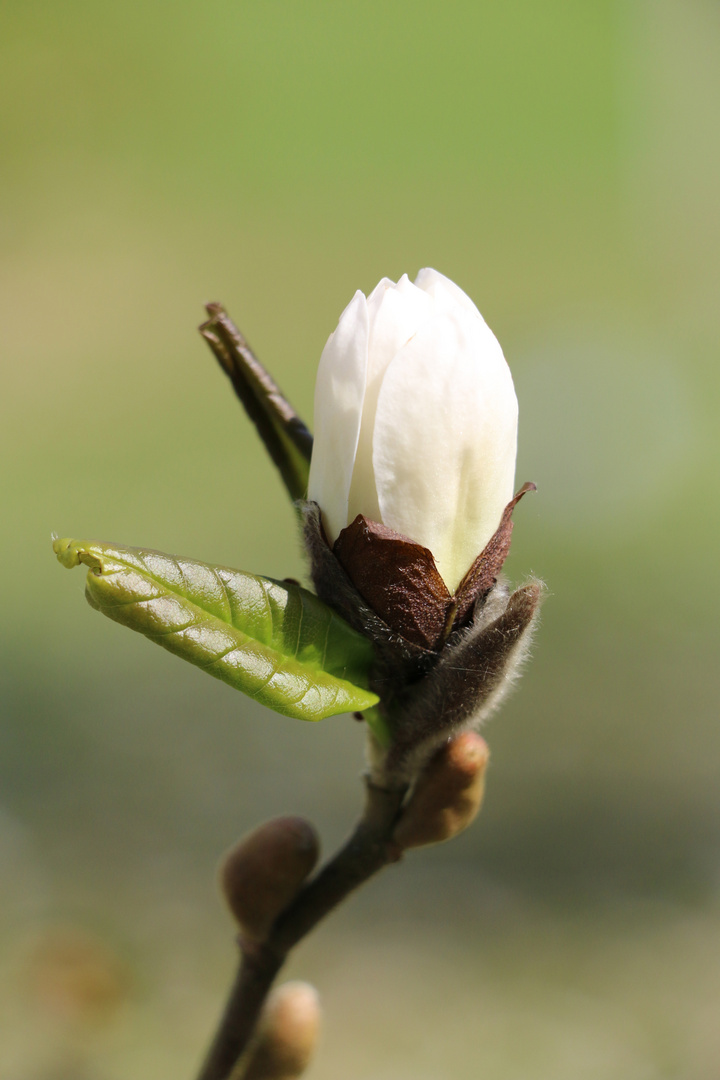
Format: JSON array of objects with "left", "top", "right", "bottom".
[
  {"left": 308, "top": 290, "right": 369, "bottom": 543},
  {"left": 372, "top": 309, "right": 518, "bottom": 592},
  {"left": 366, "top": 276, "right": 396, "bottom": 314},
  {"left": 347, "top": 277, "right": 434, "bottom": 525},
  {"left": 414, "top": 267, "right": 484, "bottom": 322}
]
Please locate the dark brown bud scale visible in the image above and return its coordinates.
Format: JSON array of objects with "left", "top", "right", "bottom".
[
  {"left": 220, "top": 817, "right": 320, "bottom": 942},
  {"left": 392, "top": 733, "right": 489, "bottom": 850},
  {"left": 331, "top": 483, "right": 536, "bottom": 651},
  {"left": 333, "top": 515, "right": 451, "bottom": 650},
  {"left": 452, "top": 481, "right": 537, "bottom": 624}
]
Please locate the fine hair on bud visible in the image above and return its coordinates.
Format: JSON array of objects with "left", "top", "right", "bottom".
[
  {"left": 392, "top": 732, "right": 489, "bottom": 851},
  {"left": 368, "top": 577, "right": 544, "bottom": 787},
  {"left": 220, "top": 817, "right": 320, "bottom": 942},
  {"left": 242, "top": 981, "right": 321, "bottom": 1080}
]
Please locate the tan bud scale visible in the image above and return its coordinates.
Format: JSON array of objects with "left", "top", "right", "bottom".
[
  {"left": 220, "top": 817, "right": 320, "bottom": 941},
  {"left": 392, "top": 732, "right": 489, "bottom": 850},
  {"left": 243, "top": 981, "right": 321, "bottom": 1080}
]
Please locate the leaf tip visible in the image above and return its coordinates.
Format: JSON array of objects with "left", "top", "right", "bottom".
[
  {"left": 53, "top": 538, "right": 103, "bottom": 573},
  {"left": 53, "top": 536, "right": 81, "bottom": 568}
]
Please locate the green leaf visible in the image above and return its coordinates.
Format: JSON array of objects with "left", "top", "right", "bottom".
[{"left": 54, "top": 538, "right": 379, "bottom": 721}]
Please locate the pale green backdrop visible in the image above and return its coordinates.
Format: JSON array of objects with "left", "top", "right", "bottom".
[{"left": 2, "top": 2, "right": 720, "bottom": 1077}]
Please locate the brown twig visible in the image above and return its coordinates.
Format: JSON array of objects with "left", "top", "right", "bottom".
[
  {"left": 199, "top": 303, "right": 313, "bottom": 504},
  {"left": 195, "top": 780, "right": 407, "bottom": 1080}
]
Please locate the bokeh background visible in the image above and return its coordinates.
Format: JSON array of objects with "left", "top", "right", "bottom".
[{"left": 2, "top": 1, "right": 719, "bottom": 1077}]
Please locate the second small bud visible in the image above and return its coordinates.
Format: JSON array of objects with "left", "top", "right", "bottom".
[
  {"left": 220, "top": 817, "right": 320, "bottom": 942},
  {"left": 242, "top": 981, "right": 321, "bottom": 1080},
  {"left": 392, "top": 732, "right": 489, "bottom": 851}
]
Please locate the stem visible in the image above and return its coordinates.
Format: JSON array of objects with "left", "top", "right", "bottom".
[{"left": 195, "top": 780, "right": 407, "bottom": 1080}]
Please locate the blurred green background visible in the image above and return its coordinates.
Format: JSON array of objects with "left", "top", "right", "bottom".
[{"left": 2, "top": 1, "right": 719, "bottom": 1076}]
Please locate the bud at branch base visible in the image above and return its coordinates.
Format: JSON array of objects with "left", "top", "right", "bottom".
[
  {"left": 308, "top": 268, "right": 518, "bottom": 596},
  {"left": 220, "top": 817, "right": 320, "bottom": 942},
  {"left": 392, "top": 732, "right": 489, "bottom": 850},
  {"left": 243, "top": 981, "right": 321, "bottom": 1080}
]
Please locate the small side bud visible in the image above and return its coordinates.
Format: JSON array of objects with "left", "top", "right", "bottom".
[
  {"left": 243, "top": 981, "right": 321, "bottom": 1080},
  {"left": 392, "top": 733, "right": 489, "bottom": 850},
  {"left": 220, "top": 817, "right": 320, "bottom": 942}
]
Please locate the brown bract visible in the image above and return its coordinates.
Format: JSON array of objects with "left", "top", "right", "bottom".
[
  {"left": 332, "top": 483, "right": 536, "bottom": 650},
  {"left": 333, "top": 516, "right": 451, "bottom": 650},
  {"left": 453, "top": 481, "right": 537, "bottom": 624}
]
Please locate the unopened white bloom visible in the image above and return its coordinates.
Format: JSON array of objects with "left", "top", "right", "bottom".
[{"left": 308, "top": 269, "right": 518, "bottom": 594}]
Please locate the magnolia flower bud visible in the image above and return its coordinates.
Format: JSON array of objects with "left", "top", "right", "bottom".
[
  {"left": 308, "top": 269, "right": 518, "bottom": 594},
  {"left": 302, "top": 270, "right": 541, "bottom": 774}
]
